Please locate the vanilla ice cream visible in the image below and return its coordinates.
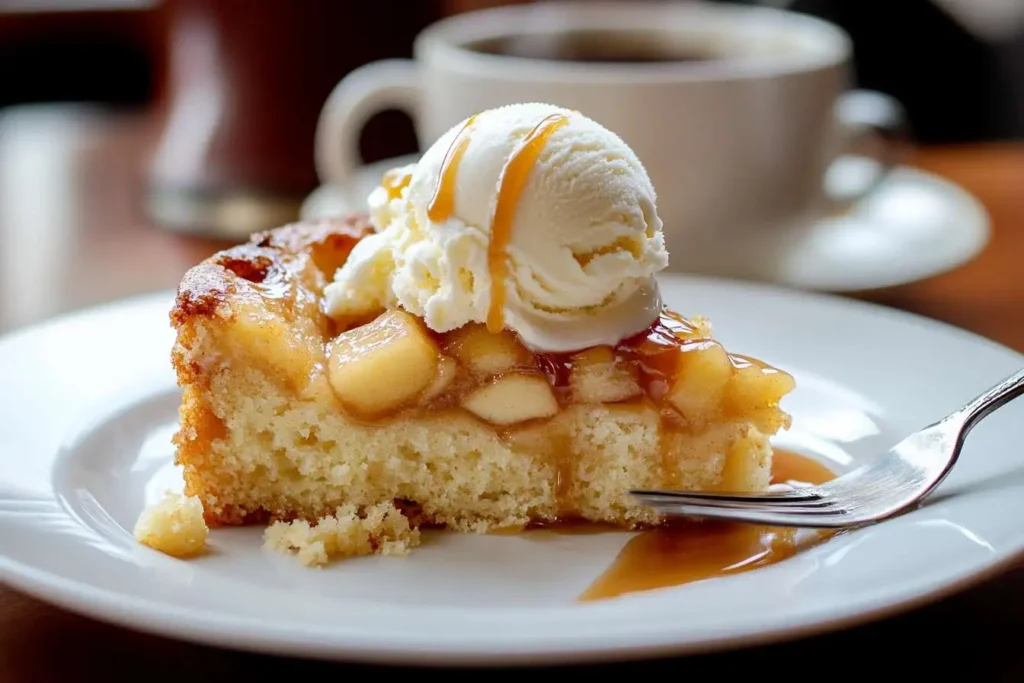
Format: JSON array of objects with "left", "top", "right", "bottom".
[{"left": 323, "top": 102, "right": 669, "bottom": 352}]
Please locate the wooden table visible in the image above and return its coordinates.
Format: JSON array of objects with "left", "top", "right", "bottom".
[{"left": 1, "top": 104, "right": 1023, "bottom": 679}]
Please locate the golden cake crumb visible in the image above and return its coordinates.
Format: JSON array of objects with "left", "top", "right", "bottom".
[
  {"left": 263, "top": 501, "right": 421, "bottom": 567},
  {"left": 134, "top": 492, "right": 209, "bottom": 558}
]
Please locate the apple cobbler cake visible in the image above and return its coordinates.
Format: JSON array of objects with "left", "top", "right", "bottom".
[{"left": 169, "top": 215, "right": 793, "bottom": 533}]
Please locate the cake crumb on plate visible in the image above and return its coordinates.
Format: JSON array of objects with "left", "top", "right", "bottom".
[
  {"left": 264, "top": 501, "right": 421, "bottom": 567},
  {"left": 134, "top": 492, "right": 209, "bottom": 558}
]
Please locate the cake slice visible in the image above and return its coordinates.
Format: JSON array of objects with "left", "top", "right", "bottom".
[{"left": 170, "top": 215, "right": 793, "bottom": 533}]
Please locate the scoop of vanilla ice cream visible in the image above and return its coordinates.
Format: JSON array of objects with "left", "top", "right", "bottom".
[{"left": 323, "top": 102, "right": 669, "bottom": 352}]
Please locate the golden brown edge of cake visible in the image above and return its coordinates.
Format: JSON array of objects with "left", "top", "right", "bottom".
[
  {"left": 169, "top": 215, "right": 791, "bottom": 533},
  {"left": 170, "top": 215, "right": 374, "bottom": 527}
]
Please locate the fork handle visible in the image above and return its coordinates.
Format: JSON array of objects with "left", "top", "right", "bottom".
[{"left": 957, "top": 367, "right": 1024, "bottom": 433}]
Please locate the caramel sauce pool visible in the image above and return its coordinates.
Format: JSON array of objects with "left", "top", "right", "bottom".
[{"left": 577, "top": 449, "right": 837, "bottom": 602}]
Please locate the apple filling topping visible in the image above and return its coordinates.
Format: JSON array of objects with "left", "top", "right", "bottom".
[{"left": 325, "top": 308, "right": 793, "bottom": 431}]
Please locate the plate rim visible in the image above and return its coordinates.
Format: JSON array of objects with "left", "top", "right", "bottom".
[
  {"left": 1, "top": 279, "right": 1023, "bottom": 666},
  {"left": 1, "top": 548, "right": 1021, "bottom": 667}
]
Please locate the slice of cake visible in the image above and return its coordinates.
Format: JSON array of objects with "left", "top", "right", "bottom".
[
  {"left": 170, "top": 217, "right": 792, "bottom": 532},
  {"left": 167, "top": 103, "right": 794, "bottom": 539}
]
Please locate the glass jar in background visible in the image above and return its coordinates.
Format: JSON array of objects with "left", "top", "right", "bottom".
[{"left": 146, "top": 0, "right": 438, "bottom": 239}]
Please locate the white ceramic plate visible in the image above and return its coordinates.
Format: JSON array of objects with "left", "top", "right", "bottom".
[
  {"left": 302, "top": 155, "right": 989, "bottom": 293},
  {"left": 2, "top": 276, "right": 1023, "bottom": 666}
]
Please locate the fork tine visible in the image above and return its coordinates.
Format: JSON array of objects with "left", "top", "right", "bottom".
[
  {"left": 630, "top": 492, "right": 835, "bottom": 509},
  {"left": 629, "top": 486, "right": 823, "bottom": 504},
  {"left": 639, "top": 500, "right": 850, "bottom": 528},
  {"left": 631, "top": 492, "right": 841, "bottom": 514}
]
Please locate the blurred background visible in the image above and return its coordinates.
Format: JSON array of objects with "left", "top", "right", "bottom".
[
  {"left": 3, "top": 0, "right": 1020, "bottom": 148},
  {"left": 0, "top": 0, "right": 1021, "bottom": 334}
]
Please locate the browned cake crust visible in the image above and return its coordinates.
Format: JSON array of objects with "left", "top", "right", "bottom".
[
  {"left": 171, "top": 215, "right": 374, "bottom": 327},
  {"left": 170, "top": 215, "right": 373, "bottom": 525}
]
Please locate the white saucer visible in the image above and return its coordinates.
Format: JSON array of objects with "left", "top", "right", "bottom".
[
  {"left": 2, "top": 277, "right": 1024, "bottom": 666},
  {"left": 302, "top": 155, "right": 989, "bottom": 293}
]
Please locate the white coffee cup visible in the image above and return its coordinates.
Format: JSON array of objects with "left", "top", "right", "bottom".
[{"left": 314, "top": 1, "right": 905, "bottom": 280}]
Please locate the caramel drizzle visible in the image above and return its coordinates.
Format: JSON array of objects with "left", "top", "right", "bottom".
[
  {"left": 427, "top": 114, "right": 477, "bottom": 222},
  {"left": 486, "top": 113, "right": 570, "bottom": 332},
  {"left": 382, "top": 169, "right": 411, "bottom": 201},
  {"left": 426, "top": 111, "right": 571, "bottom": 333}
]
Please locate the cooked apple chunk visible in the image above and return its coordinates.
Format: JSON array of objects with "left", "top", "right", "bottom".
[
  {"left": 420, "top": 355, "right": 458, "bottom": 403},
  {"left": 462, "top": 372, "right": 559, "bottom": 425},
  {"left": 569, "top": 346, "right": 641, "bottom": 404},
  {"left": 445, "top": 323, "right": 532, "bottom": 376},
  {"left": 231, "top": 298, "right": 320, "bottom": 387},
  {"left": 327, "top": 309, "right": 439, "bottom": 418},
  {"left": 666, "top": 340, "right": 733, "bottom": 425},
  {"left": 724, "top": 361, "right": 795, "bottom": 414}
]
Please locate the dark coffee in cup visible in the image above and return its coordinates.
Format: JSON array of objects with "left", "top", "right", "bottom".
[{"left": 465, "top": 30, "right": 721, "bottom": 64}]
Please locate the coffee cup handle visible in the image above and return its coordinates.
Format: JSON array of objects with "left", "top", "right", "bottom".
[
  {"left": 825, "top": 89, "right": 909, "bottom": 207},
  {"left": 314, "top": 59, "right": 422, "bottom": 189}
]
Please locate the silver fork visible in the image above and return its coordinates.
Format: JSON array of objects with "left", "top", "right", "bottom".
[{"left": 630, "top": 367, "right": 1024, "bottom": 529}]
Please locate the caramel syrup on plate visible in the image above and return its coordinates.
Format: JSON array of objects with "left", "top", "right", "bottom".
[{"left": 577, "top": 449, "right": 837, "bottom": 602}]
